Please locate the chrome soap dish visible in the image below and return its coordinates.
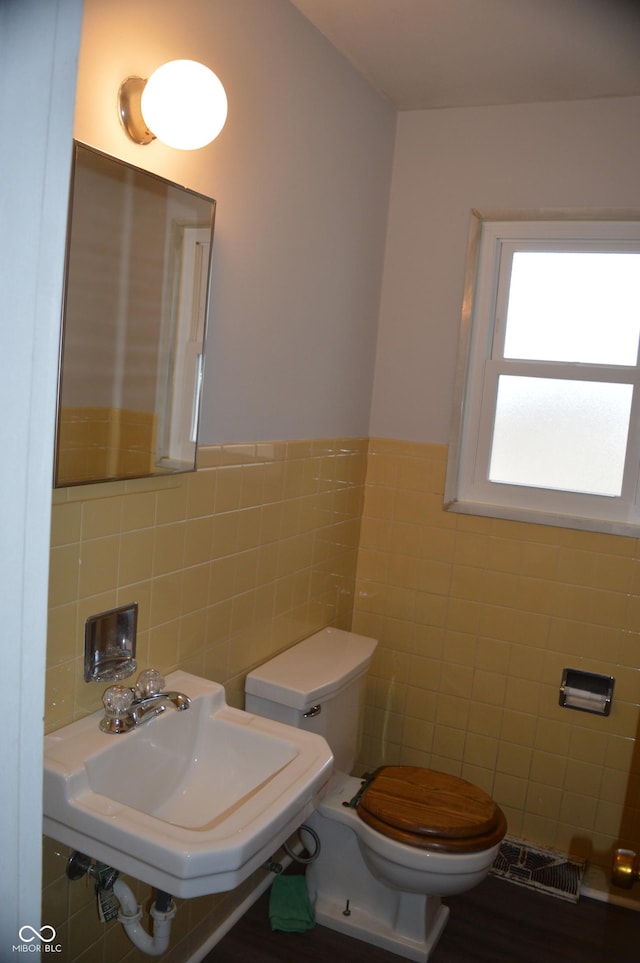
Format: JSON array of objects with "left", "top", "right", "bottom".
[{"left": 84, "top": 602, "right": 138, "bottom": 682}]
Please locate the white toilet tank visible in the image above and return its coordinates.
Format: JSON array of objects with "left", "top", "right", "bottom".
[{"left": 245, "top": 627, "right": 377, "bottom": 773}]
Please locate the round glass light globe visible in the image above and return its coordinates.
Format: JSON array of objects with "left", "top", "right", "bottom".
[{"left": 141, "top": 60, "right": 228, "bottom": 150}]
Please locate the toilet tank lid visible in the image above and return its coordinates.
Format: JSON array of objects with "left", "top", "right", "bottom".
[{"left": 245, "top": 628, "right": 377, "bottom": 710}]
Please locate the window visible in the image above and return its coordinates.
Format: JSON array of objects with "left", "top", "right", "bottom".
[{"left": 445, "top": 214, "right": 640, "bottom": 535}]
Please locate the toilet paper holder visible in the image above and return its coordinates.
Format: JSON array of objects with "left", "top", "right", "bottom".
[{"left": 559, "top": 667, "right": 614, "bottom": 716}]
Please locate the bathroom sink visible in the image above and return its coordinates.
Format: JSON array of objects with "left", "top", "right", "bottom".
[{"left": 43, "top": 671, "right": 333, "bottom": 897}]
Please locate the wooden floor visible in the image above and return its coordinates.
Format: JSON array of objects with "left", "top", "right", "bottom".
[{"left": 208, "top": 875, "right": 637, "bottom": 963}]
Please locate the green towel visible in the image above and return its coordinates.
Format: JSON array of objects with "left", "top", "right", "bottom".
[{"left": 268, "top": 874, "right": 315, "bottom": 932}]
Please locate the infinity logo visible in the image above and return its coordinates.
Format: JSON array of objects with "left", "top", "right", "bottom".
[{"left": 18, "top": 925, "right": 57, "bottom": 943}]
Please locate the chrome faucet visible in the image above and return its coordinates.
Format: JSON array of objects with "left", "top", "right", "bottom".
[
  {"left": 129, "top": 690, "right": 191, "bottom": 725},
  {"left": 100, "top": 669, "right": 191, "bottom": 733}
]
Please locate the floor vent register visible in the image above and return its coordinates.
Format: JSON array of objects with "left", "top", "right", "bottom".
[{"left": 490, "top": 837, "right": 586, "bottom": 902}]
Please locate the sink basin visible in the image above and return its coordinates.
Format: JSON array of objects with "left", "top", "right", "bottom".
[{"left": 43, "top": 671, "right": 333, "bottom": 897}]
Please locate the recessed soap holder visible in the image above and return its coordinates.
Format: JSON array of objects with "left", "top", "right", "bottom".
[
  {"left": 559, "top": 667, "right": 614, "bottom": 716},
  {"left": 84, "top": 602, "right": 138, "bottom": 683}
]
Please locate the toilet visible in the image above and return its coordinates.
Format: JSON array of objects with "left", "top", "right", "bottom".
[{"left": 245, "top": 628, "right": 506, "bottom": 962}]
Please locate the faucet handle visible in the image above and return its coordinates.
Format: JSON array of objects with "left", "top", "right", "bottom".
[
  {"left": 103, "top": 685, "right": 134, "bottom": 712},
  {"left": 100, "top": 685, "right": 135, "bottom": 733},
  {"left": 135, "top": 668, "right": 166, "bottom": 698}
]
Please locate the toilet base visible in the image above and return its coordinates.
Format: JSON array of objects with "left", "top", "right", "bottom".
[
  {"left": 304, "top": 790, "right": 453, "bottom": 961},
  {"left": 313, "top": 892, "right": 450, "bottom": 962}
]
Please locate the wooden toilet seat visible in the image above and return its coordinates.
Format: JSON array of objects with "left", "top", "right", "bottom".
[{"left": 356, "top": 766, "right": 507, "bottom": 853}]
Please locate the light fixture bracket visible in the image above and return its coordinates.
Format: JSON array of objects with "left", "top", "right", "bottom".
[{"left": 118, "top": 76, "right": 155, "bottom": 145}]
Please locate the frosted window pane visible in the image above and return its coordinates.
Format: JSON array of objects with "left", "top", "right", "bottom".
[
  {"left": 489, "top": 376, "right": 633, "bottom": 496},
  {"left": 503, "top": 252, "right": 640, "bottom": 365}
]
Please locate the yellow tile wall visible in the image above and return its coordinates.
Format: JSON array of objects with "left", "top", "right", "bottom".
[
  {"left": 44, "top": 437, "right": 366, "bottom": 962},
  {"left": 352, "top": 438, "right": 640, "bottom": 892},
  {"left": 43, "top": 433, "right": 640, "bottom": 959}
]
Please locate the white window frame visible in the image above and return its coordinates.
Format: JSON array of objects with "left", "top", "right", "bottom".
[{"left": 445, "top": 211, "right": 640, "bottom": 536}]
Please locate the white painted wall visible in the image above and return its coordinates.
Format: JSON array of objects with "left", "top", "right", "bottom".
[
  {"left": 0, "top": 0, "right": 82, "bottom": 951},
  {"left": 75, "top": 0, "right": 396, "bottom": 444},
  {"left": 370, "top": 95, "right": 640, "bottom": 444}
]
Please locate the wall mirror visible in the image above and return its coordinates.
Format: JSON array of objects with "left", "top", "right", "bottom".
[{"left": 54, "top": 141, "right": 216, "bottom": 487}]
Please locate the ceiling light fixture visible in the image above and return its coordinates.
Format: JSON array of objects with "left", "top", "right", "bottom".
[{"left": 118, "top": 59, "right": 228, "bottom": 151}]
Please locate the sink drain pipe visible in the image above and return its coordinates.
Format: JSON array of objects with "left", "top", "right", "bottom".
[
  {"left": 65, "top": 852, "right": 176, "bottom": 956},
  {"left": 113, "top": 880, "right": 176, "bottom": 956}
]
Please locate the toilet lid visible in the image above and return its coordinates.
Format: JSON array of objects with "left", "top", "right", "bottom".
[{"left": 356, "top": 766, "right": 507, "bottom": 853}]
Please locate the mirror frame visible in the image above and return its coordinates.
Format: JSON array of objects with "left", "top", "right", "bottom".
[{"left": 54, "top": 141, "right": 216, "bottom": 488}]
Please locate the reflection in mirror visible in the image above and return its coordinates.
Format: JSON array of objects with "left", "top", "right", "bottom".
[{"left": 55, "top": 142, "right": 216, "bottom": 487}]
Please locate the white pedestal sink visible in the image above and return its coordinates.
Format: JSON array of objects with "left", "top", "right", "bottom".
[{"left": 43, "top": 671, "right": 333, "bottom": 897}]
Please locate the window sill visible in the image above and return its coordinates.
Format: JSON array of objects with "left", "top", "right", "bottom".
[{"left": 445, "top": 497, "right": 640, "bottom": 539}]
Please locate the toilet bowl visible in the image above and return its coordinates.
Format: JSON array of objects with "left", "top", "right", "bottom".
[{"left": 245, "top": 629, "right": 507, "bottom": 961}]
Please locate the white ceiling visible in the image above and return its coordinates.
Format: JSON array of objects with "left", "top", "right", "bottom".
[{"left": 288, "top": 0, "right": 640, "bottom": 110}]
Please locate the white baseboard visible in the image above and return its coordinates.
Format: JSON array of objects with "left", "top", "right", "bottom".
[
  {"left": 581, "top": 863, "right": 640, "bottom": 912},
  {"left": 184, "top": 875, "right": 274, "bottom": 963},
  {"left": 184, "top": 856, "right": 293, "bottom": 963}
]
